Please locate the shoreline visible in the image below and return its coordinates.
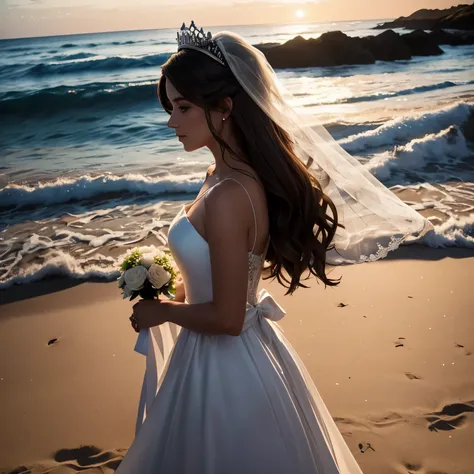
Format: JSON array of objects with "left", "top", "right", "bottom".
[{"left": 2, "top": 245, "right": 472, "bottom": 306}]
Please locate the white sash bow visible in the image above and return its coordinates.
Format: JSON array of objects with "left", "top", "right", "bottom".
[{"left": 242, "top": 288, "right": 286, "bottom": 334}]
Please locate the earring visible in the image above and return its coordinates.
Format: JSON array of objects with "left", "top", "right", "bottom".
[{"left": 222, "top": 117, "right": 226, "bottom": 121}]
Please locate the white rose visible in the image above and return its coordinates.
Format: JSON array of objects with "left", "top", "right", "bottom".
[
  {"left": 124, "top": 265, "right": 147, "bottom": 291},
  {"left": 140, "top": 253, "right": 155, "bottom": 269},
  {"left": 135, "top": 246, "right": 165, "bottom": 258},
  {"left": 154, "top": 249, "right": 166, "bottom": 259},
  {"left": 147, "top": 264, "right": 171, "bottom": 289}
]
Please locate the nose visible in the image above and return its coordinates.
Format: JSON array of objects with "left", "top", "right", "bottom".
[{"left": 167, "top": 111, "right": 178, "bottom": 130}]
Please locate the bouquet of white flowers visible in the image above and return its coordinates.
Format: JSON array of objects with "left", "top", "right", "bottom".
[{"left": 118, "top": 246, "right": 177, "bottom": 355}]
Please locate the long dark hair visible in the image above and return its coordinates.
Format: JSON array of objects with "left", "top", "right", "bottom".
[{"left": 158, "top": 48, "right": 340, "bottom": 295}]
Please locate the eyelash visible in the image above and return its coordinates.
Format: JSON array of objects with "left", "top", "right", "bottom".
[{"left": 178, "top": 106, "right": 189, "bottom": 113}]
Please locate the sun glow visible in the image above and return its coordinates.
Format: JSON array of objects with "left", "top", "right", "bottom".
[{"left": 295, "top": 9, "right": 305, "bottom": 19}]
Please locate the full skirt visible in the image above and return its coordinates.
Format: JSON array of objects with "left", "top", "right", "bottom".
[{"left": 115, "top": 317, "right": 363, "bottom": 474}]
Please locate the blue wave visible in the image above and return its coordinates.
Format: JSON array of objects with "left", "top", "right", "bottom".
[
  {"left": 27, "top": 52, "right": 170, "bottom": 77},
  {"left": 5, "top": 76, "right": 467, "bottom": 119},
  {"left": 1, "top": 46, "right": 33, "bottom": 53},
  {"left": 0, "top": 81, "right": 159, "bottom": 116},
  {"left": 0, "top": 174, "right": 202, "bottom": 211},
  {"left": 343, "top": 80, "right": 468, "bottom": 104},
  {"left": 50, "top": 52, "right": 97, "bottom": 62},
  {"left": 111, "top": 40, "right": 144, "bottom": 45},
  {"left": 302, "top": 81, "right": 474, "bottom": 108},
  {"left": 55, "top": 39, "right": 168, "bottom": 48}
]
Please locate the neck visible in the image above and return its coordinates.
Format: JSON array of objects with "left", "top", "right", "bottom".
[{"left": 206, "top": 122, "right": 247, "bottom": 176}]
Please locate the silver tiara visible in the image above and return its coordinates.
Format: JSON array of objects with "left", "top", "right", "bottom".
[{"left": 176, "top": 21, "right": 226, "bottom": 66}]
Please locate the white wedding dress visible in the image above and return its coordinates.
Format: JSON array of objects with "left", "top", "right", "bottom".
[{"left": 115, "top": 178, "right": 363, "bottom": 474}]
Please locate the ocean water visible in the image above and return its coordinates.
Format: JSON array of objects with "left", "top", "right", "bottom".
[{"left": 1, "top": 20, "right": 473, "bottom": 289}]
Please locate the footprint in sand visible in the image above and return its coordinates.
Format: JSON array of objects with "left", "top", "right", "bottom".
[
  {"left": 425, "top": 401, "right": 474, "bottom": 432},
  {"left": 8, "top": 467, "right": 30, "bottom": 474},
  {"left": 404, "top": 464, "right": 449, "bottom": 474},
  {"left": 394, "top": 337, "right": 407, "bottom": 348},
  {"left": 404, "top": 462, "right": 422, "bottom": 472},
  {"left": 8, "top": 446, "right": 127, "bottom": 473},
  {"left": 368, "top": 412, "right": 407, "bottom": 428},
  {"left": 455, "top": 342, "right": 472, "bottom": 356},
  {"left": 54, "top": 445, "right": 123, "bottom": 470},
  {"left": 405, "top": 372, "right": 422, "bottom": 380}
]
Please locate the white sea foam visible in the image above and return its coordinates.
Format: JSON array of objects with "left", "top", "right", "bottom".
[
  {"left": 340, "top": 102, "right": 473, "bottom": 153},
  {"left": 421, "top": 215, "right": 474, "bottom": 248},
  {"left": 366, "top": 126, "right": 473, "bottom": 181},
  {"left": 1, "top": 173, "right": 203, "bottom": 209},
  {"left": 0, "top": 249, "right": 119, "bottom": 290}
]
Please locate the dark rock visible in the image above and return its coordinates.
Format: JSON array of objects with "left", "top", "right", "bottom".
[
  {"left": 430, "top": 28, "right": 474, "bottom": 45},
  {"left": 439, "top": 4, "right": 474, "bottom": 30},
  {"left": 315, "top": 31, "right": 375, "bottom": 66},
  {"left": 375, "top": 18, "right": 437, "bottom": 30},
  {"left": 252, "top": 26, "right": 474, "bottom": 70},
  {"left": 402, "top": 30, "right": 444, "bottom": 56},
  {"left": 257, "top": 31, "right": 374, "bottom": 69},
  {"left": 359, "top": 30, "right": 412, "bottom": 61},
  {"left": 255, "top": 42, "right": 280, "bottom": 51},
  {"left": 374, "top": 4, "right": 474, "bottom": 31}
]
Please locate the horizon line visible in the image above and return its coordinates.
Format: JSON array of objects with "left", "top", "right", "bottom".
[{"left": 0, "top": 16, "right": 393, "bottom": 42}]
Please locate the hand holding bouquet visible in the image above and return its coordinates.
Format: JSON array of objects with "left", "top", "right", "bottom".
[{"left": 118, "top": 246, "right": 177, "bottom": 355}]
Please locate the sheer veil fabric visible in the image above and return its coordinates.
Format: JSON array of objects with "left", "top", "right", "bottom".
[{"left": 214, "top": 31, "right": 433, "bottom": 264}]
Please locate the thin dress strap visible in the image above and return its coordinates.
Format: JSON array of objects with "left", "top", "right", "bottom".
[
  {"left": 185, "top": 182, "right": 217, "bottom": 213},
  {"left": 206, "top": 177, "right": 258, "bottom": 254}
]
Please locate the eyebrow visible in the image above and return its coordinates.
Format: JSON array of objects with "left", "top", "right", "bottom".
[{"left": 170, "top": 96, "right": 187, "bottom": 103}]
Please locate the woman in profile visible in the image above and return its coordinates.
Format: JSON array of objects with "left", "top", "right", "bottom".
[{"left": 117, "top": 22, "right": 430, "bottom": 474}]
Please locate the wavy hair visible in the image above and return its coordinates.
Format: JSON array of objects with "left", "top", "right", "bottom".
[{"left": 158, "top": 49, "right": 341, "bottom": 295}]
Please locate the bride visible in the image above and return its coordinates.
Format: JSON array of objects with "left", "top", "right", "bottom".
[{"left": 116, "top": 22, "right": 431, "bottom": 474}]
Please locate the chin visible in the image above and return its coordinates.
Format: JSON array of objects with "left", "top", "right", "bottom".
[{"left": 182, "top": 142, "right": 203, "bottom": 153}]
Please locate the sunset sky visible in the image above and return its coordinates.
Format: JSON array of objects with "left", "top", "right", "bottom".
[{"left": 0, "top": 0, "right": 465, "bottom": 40}]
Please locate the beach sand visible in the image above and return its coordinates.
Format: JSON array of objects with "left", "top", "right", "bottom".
[{"left": 1, "top": 245, "right": 473, "bottom": 474}]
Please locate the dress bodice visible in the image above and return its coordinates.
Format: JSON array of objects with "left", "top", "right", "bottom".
[{"left": 167, "top": 205, "right": 269, "bottom": 306}]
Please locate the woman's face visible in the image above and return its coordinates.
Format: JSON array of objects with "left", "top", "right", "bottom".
[{"left": 164, "top": 78, "right": 224, "bottom": 152}]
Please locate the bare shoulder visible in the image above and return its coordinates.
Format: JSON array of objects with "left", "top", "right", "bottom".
[
  {"left": 204, "top": 168, "right": 269, "bottom": 252},
  {"left": 205, "top": 178, "right": 251, "bottom": 223}
]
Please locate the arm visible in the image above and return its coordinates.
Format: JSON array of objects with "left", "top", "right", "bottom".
[{"left": 158, "top": 180, "right": 251, "bottom": 336}]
